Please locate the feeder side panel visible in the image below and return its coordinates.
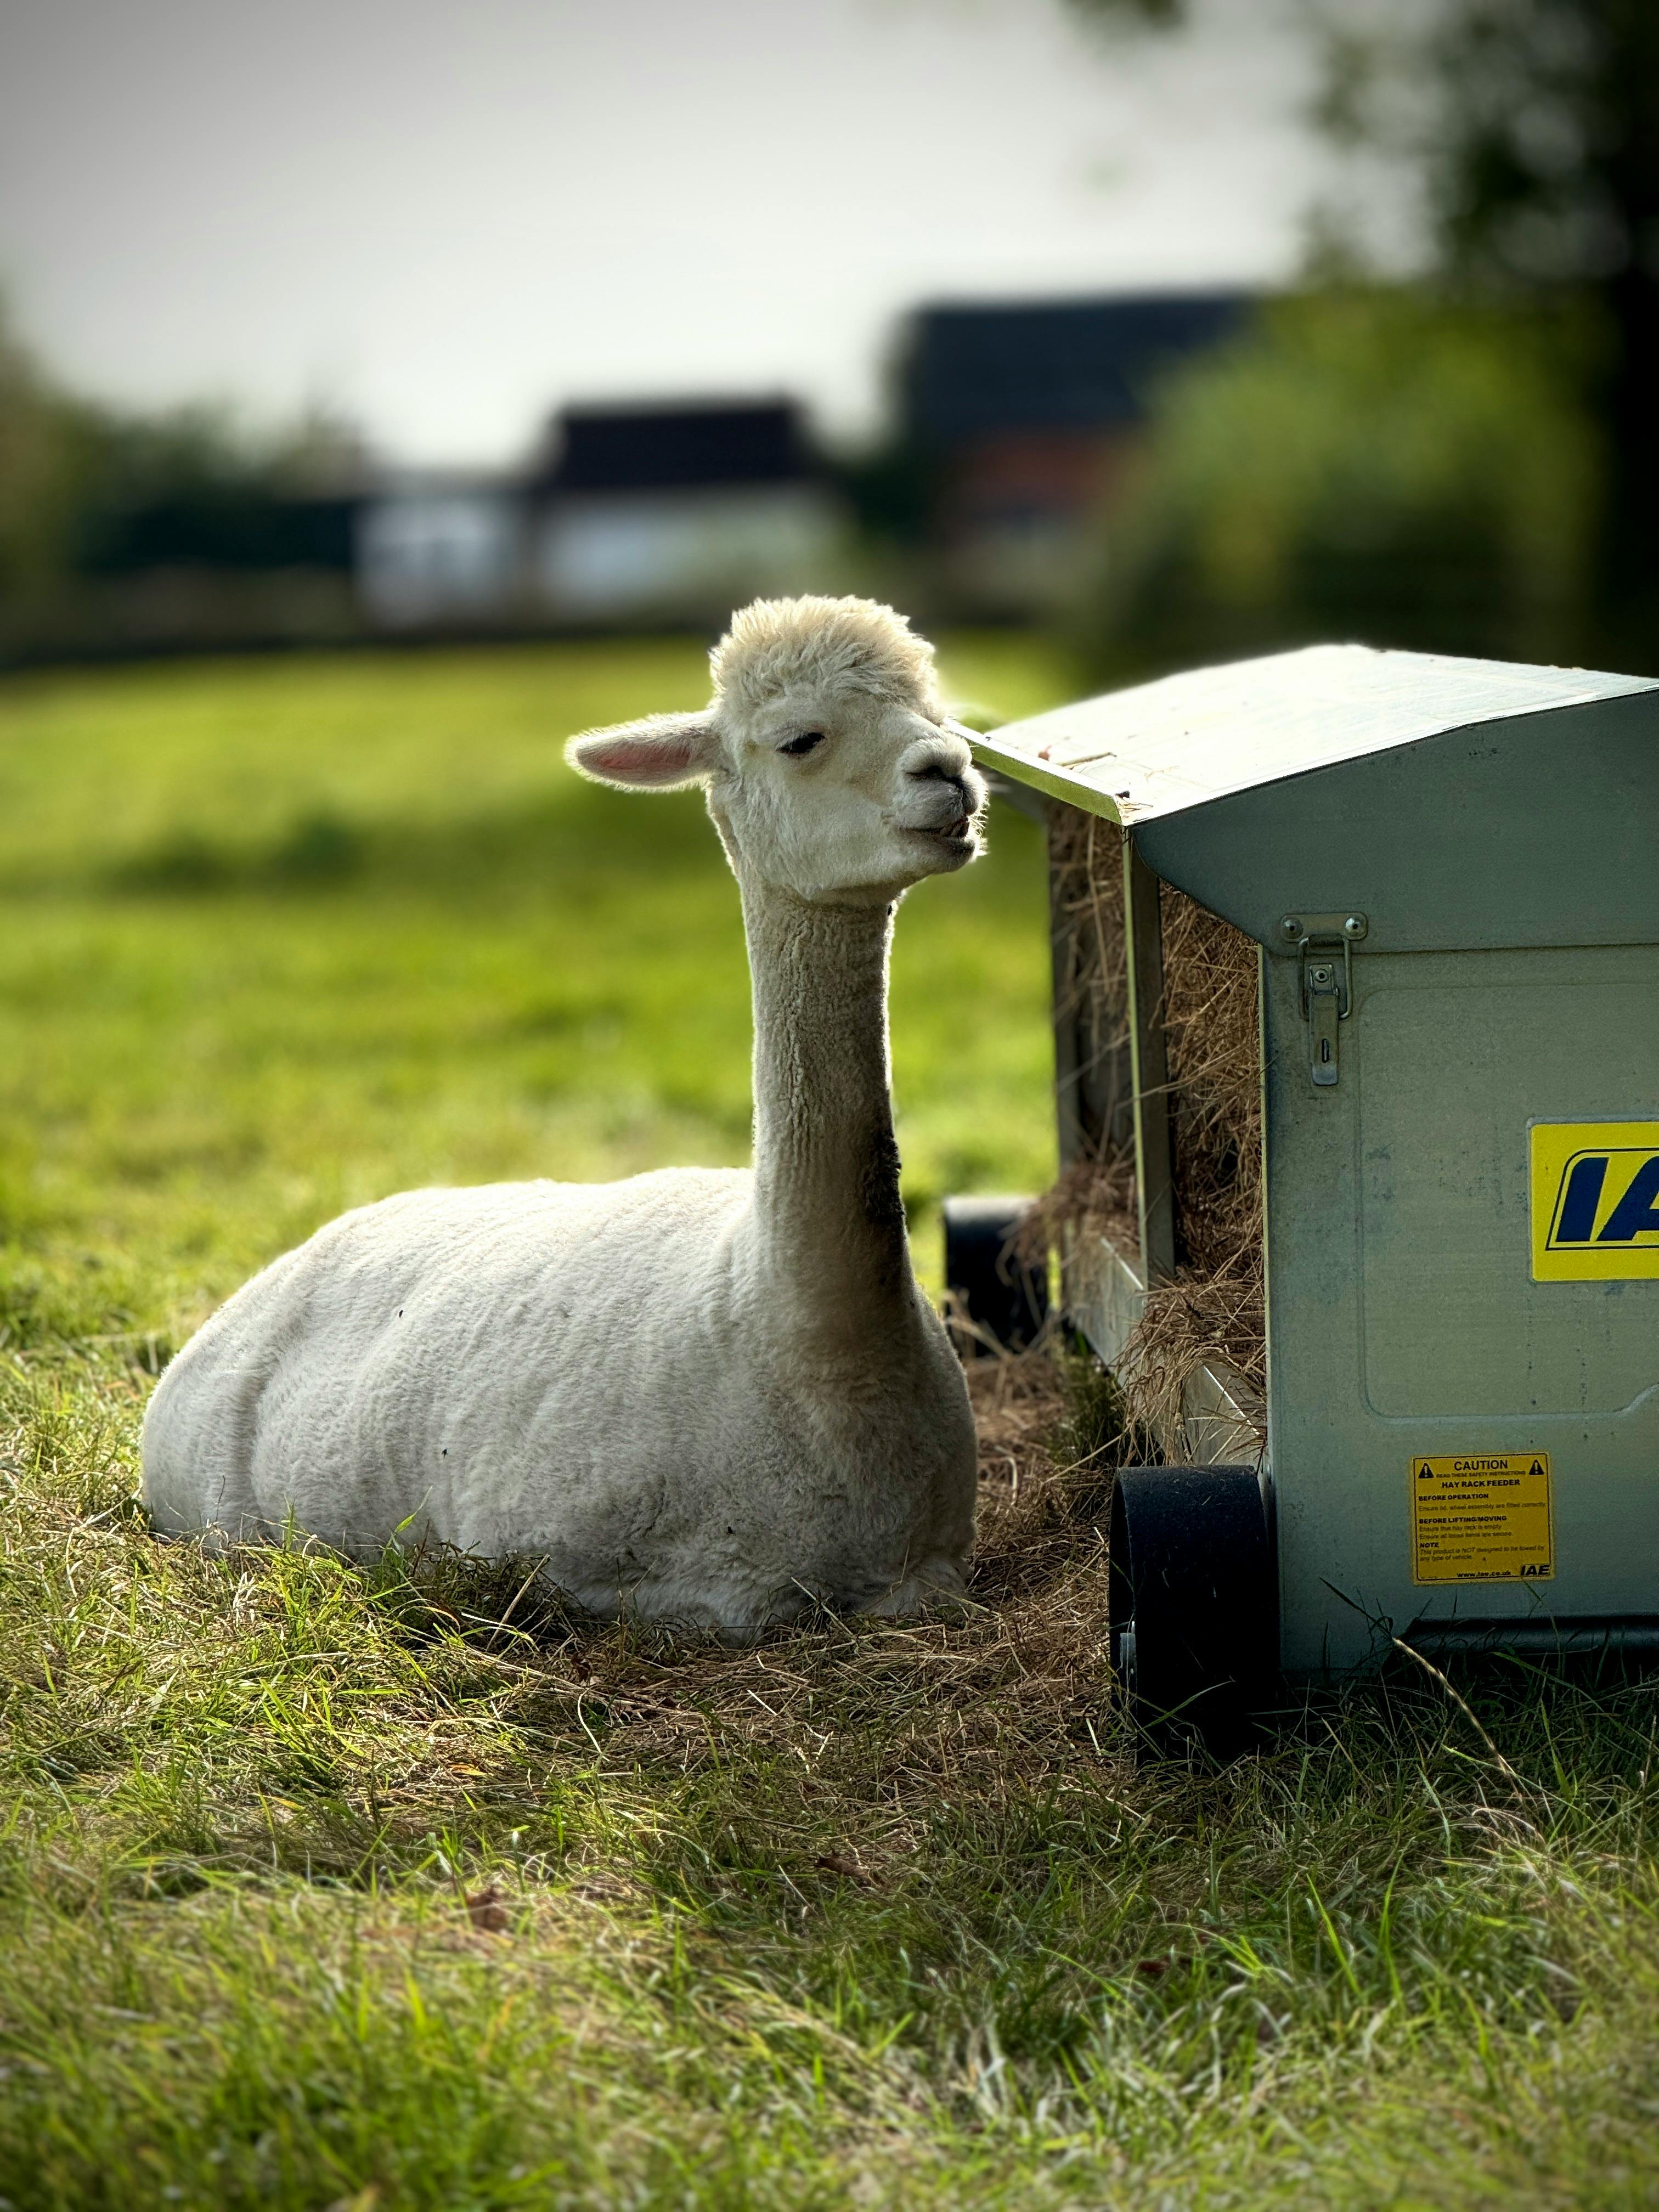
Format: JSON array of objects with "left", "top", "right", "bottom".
[
  {"left": 1131, "top": 690, "right": 1659, "bottom": 957},
  {"left": 1265, "top": 941, "right": 1659, "bottom": 1675},
  {"left": 1259, "top": 952, "right": 1373, "bottom": 1673}
]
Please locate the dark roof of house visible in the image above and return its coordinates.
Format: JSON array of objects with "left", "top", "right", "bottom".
[
  {"left": 539, "top": 400, "right": 817, "bottom": 493},
  {"left": 901, "top": 291, "right": 1251, "bottom": 447}
]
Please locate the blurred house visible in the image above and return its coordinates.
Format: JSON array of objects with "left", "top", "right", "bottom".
[
  {"left": 352, "top": 399, "right": 847, "bottom": 631},
  {"left": 899, "top": 291, "right": 1249, "bottom": 616},
  {"left": 354, "top": 475, "right": 524, "bottom": 628},
  {"left": 532, "top": 399, "right": 845, "bottom": 623}
]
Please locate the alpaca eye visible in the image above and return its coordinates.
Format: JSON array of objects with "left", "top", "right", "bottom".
[{"left": 779, "top": 731, "right": 825, "bottom": 758}]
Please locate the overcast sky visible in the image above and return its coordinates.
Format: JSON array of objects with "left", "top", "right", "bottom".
[{"left": 0, "top": 0, "right": 1352, "bottom": 464}]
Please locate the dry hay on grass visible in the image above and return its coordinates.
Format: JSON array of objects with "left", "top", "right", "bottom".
[
  {"left": 0, "top": 1350, "right": 1119, "bottom": 1923},
  {"left": 384, "top": 1349, "right": 1119, "bottom": 1885},
  {"left": 1027, "top": 807, "right": 1266, "bottom": 1451}
]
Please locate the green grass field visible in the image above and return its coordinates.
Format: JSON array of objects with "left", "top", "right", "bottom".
[
  {"left": 0, "top": 635, "right": 1067, "bottom": 1350},
  {"left": 1, "top": 640, "right": 1657, "bottom": 2209}
]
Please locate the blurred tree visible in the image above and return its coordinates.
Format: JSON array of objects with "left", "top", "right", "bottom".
[
  {"left": 1064, "top": 0, "right": 1659, "bottom": 657},
  {"left": 0, "top": 307, "right": 102, "bottom": 607},
  {"left": 0, "top": 299, "right": 365, "bottom": 652},
  {"left": 69, "top": 404, "right": 363, "bottom": 577},
  {"left": 1064, "top": 0, "right": 1186, "bottom": 21},
  {"left": 1316, "top": 0, "right": 1659, "bottom": 650},
  {"left": 1084, "top": 286, "right": 1598, "bottom": 669}
]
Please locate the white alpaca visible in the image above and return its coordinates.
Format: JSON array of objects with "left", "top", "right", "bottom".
[{"left": 141, "top": 596, "right": 987, "bottom": 1627}]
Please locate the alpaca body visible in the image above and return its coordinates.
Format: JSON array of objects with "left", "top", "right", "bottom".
[
  {"left": 142, "top": 1168, "right": 974, "bottom": 1624},
  {"left": 142, "top": 595, "right": 987, "bottom": 1627}
]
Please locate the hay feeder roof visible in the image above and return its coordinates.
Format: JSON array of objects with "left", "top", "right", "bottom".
[{"left": 972, "top": 643, "right": 1659, "bottom": 955}]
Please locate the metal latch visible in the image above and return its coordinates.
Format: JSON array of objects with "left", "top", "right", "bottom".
[{"left": 1280, "top": 912, "right": 1368, "bottom": 1088}]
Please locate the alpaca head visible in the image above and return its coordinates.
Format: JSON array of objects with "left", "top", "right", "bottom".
[{"left": 567, "top": 596, "right": 987, "bottom": 905}]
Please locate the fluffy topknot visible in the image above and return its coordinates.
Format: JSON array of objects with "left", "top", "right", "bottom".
[{"left": 710, "top": 596, "right": 942, "bottom": 721}]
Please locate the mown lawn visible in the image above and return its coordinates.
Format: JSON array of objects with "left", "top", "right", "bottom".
[{"left": 2, "top": 640, "right": 1657, "bottom": 2209}]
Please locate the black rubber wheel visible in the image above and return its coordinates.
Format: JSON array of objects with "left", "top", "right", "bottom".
[
  {"left": 942, "top": 1195, "right": 1048, "bottom": 1355},
  {"left": 1109, "top": 1463, "right": 1277, "bottom": 1758}
]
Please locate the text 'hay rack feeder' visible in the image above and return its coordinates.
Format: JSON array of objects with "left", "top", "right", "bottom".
[{"left": 955, "top": 643, "right": 1659, "bottom": 1751}]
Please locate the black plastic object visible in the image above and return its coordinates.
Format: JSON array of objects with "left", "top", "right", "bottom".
[
  {"left": 1109, "top": 1464, "right": 1277, "bottom": 1757},
  {"left": 942, "top": 1195, "right": 1049, "bottom": 1354}
]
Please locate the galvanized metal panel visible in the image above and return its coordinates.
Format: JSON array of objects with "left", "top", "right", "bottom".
[
  {"left": 973, "top": 644, "right": 1654, "bottom": 826},
  {"left": 1136, "top": 690, "right": 1659, "bottom": 954},
  {"left": 1358, "top": 969, "right": 1658, "bottom": 1419},
  {"left": 1267, "top": 943, "right": 1659, "bottom": 1675}
]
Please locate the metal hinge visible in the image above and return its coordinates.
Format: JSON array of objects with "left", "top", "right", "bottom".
[{"left": 1280, "top": 911, "right": 1368, "bottom": 1087}]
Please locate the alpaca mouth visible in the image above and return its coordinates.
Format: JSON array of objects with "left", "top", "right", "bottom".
[{"left": 909, "top": 818, "right": 980, "bottom": 870}]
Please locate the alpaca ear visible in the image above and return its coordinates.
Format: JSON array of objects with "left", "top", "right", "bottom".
[{"left": 565, "top": 711, "right": 720, "bottom": 791}]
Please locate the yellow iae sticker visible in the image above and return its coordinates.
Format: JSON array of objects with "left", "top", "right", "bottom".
[
  {"left": 1410, "top": 1454, "right": 1553, "bottom": 1585},
  {"left": 1531, "top": 1120, "right": 1659, "bottom": 1282}
]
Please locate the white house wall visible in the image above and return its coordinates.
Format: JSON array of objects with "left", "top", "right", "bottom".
[
  {"left": 356, "top": 489, "right": 523, "bottom": 626},
  {"left": 535, "top": 485, "right": 845, "bottom": 622}
]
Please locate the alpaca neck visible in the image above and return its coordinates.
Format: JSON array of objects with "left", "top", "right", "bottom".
[{"left": 738, "top": 874, "right": 912, "bottom": 1343}]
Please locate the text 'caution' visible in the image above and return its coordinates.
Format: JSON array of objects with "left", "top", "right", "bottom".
[{"left": 1410, "top": 1453, "right": 1554, "bottom": 1585}]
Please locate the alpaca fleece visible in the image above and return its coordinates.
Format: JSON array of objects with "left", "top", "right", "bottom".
[{"left": 142, "top": 596, "right": 987, "bottom": 1627}]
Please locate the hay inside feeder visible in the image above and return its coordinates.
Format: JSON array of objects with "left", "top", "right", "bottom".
[{"left": 1027, "top": 804, "right": 1267, "bottom": 1454}]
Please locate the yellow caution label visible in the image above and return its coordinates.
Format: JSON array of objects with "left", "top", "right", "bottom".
[
  {"left": 1410, "top": 1454, "right": 1554, "bottom": 1584},
  {"left": 1531, "top": 1120, "right": 1659, "bottom": 1282}
]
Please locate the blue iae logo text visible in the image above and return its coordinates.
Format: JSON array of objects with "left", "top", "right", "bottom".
[
  {"left": 1530, "top": 1122, "right": 1659, "bottom": 1283},
  {"left": 1547, "top": 1148, "right": 1659, "bottom": 1248}
]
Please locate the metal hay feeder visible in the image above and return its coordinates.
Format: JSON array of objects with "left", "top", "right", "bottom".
[{"left": 960, "top": 643, "right": 1659, "bottom": 1743}]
